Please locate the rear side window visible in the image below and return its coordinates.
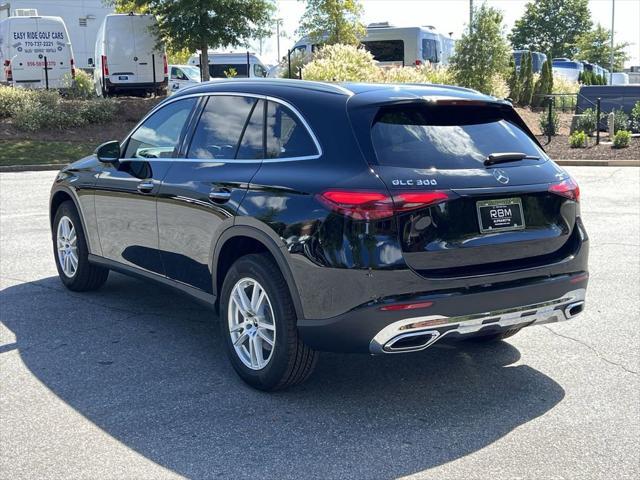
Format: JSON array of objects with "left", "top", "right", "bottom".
[
  {"left": 265, "top": 101, "right": 318, "bottom": 159},
  {"left": 371, "top": 104, "right": 544, "bottom": 169},
  {"left": 188, "top": 95, "right": 256, "bottom": 159},
  {"left": 362, "top": 40, "right": 404, "bottom": 62},
  {"left": 124, "top": 98, "right": 196, "bottom": 158}
]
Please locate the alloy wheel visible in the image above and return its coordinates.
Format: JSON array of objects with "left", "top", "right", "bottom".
[
  {"left": 228, "top": 277, "right": 276, "bottom": 370},
  {"left": 56, "top": 216, "right": 78, "bottom": 278}
]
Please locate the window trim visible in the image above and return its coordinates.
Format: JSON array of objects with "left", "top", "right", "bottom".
[{"left": 121, "top": 92, "right": 323, "bottom": 164}]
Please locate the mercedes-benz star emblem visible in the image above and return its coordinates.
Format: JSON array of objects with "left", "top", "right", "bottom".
[{"left": 493, "top": 168, "right": 510, "bottom": 184}]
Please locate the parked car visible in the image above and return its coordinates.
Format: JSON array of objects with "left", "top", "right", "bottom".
[
  {"left": 94, "top": 13, "right": 167, "bottom": 97},
  {"left": 168, "top": 64, "right": 201, "bottom": 94},
  {"left": 187, "top": 51, "right": 268, "bottom": 78},
  {"left": 0, "top": 14, "right": 75, "bottom": 89},
  {"left": 552, "top": 59, "right": 584, "bottom": 82},
  {"left": 49, "top": 79, "right": 589, "bottom": 390}
]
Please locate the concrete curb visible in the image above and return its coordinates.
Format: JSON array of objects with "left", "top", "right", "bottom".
[
  {"left": 555, "top": 159, "right": 640, "bottom": 167},
  {"left": 0, "top": 164, "right": 63, "bottom": 173}
]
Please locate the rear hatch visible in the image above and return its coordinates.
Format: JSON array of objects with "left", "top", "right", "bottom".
[{"left": 351, "top": 98, "right": 580, "bottom": 278}]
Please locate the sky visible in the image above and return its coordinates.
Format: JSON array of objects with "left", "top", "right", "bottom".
[{"left": 250, "top": 0, "right": 640, "bottom": 68}]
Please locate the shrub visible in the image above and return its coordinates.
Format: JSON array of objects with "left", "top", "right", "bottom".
[
  {"left": 613, "top": 130, "right": 631, "bottom": 148},
  {"left": 569, "top": 130, "right": 588, "bottom": 148},
  {"left": 552, "top": 75, "right": 580, "bottom": 94},
  {"left": 11, "top": 89, "right": 116, "bottom": 131},
  {"left": 575, "top": 108, "right": 601, "bottom": 134},
  {"left": 532, "top": 59, "right": 553, "bottom": 107},
  {"left": 518, "top": 51, "right": 534, "bottom": 106},
  {"left": 631, "top": 101, "right": 640, "bottom": 133},
  {"left": 611, "top": 108, "right": 629, "bottom": 133},
  {"left": 539, "top": 109, "right": 560, "bottom": 136},
  {"left": 0, "top": 86, "right": 37, "bottom": 118},
  {"left": 380, "top": 65, "right": 455, "bottom": 86},
  {"left": 302, "top": 44, "right": 381, "bottom": 82},
  {"left": 62, "top": 70, "right": 95, "bottom": 99}
]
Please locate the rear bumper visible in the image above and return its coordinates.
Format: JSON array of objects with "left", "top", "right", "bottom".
[
  {"left": 298, "top": 272, "right": 588, "bottom": 353},
  {"left": 105, "top": 78, "right": 167, "bottom": 91}
]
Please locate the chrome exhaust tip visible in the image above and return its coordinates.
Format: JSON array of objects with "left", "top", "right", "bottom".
[
  {"left": 564, "top": 301, "right": 585, "bottom": 319},
  {"left": 383, "top": 330, "right": 440, "bottom": 353}
]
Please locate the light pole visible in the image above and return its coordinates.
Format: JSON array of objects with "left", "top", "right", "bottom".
[
  {"left": 469, "top": 0, "right": 473, "bottom": 31},
  {"left": 609, "top": 0, "right": 615, "bottom": 82},
  {"left": 275, "top": 18, "right": 283, "bottom": 61}
]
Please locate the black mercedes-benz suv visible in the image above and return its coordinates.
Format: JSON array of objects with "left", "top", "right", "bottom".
[{"left": 50, "top": 79, "right": 588, "bottom": 390}]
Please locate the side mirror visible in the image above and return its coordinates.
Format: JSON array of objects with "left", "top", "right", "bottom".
[{"left": 95, "top": 141, "right": 121, "bottom": 163}]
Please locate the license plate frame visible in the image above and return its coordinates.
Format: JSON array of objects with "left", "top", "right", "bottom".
[{"left": 476, "top": 197, "right": 526, "bottom": 234}]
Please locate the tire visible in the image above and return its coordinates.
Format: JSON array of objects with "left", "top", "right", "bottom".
[
  {"left": 52, "top": 201, "right": 109, "bottom": 291},
  {"left": 470, "top": 327, "right": 523, "bottom": 343},
  {"left": 220, "top": 253, "right": 318, "bottom": 391}
]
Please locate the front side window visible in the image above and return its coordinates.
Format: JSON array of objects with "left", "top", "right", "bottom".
[
  {"left": 371, "top": 104, "right": 544, "bottom": 169},
  {"left": 265, "top": 101, "right": 318, "bottom": 159},
  {"left": 188, "top": 95, "right": 256, "bottom": 159},
  {"left": 362, "top": 40, "right": 404, "bottom": 63},
  {"left": 253, "top": 64, "right": 267, "bottom": 77},
  {"left": 124, "top": 98, "right": 196, "bottom": 158}
]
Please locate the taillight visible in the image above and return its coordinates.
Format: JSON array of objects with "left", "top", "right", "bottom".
[
  {"left": 4, "top": 60, "right": 12, "bottom": 82},
  {"left": 549, "top": 177, "right": 580, "bottom": 202},
  {"left": 70, "top": 58, "right": 76, "bottom": 78},
  {"left": 415, "top": 59, "right": 422, "bottom": 66},
  {"left": 163, "top": 54, "right": 168, "bottom": 76},
  {"left": 101, "top": 55, "right": 109, "bottom": 76},
  {"left": 317, "top": 190, "right": 451, "bottom": 220}
]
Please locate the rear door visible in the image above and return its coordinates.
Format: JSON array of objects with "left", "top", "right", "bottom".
[
  {"left": 105, "top": 16, "right": 136, "bottom": 84},
  {"left": 157, "top": 94, "right": 265, "bottom": 292},
  {"left": 351, "top": 99, "right": 578, "bottom": 278},
  {"left": 133, "top": 15, "right": 163, "bottom": 84},
  {"left": 35, "top": 17, "right": 73, "bottom": 89}
]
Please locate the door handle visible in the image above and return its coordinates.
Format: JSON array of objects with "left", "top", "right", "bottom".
[
  {"left": 137, "top": 181, "right": 154, "bottom": 193},
  {"left": 209, "top": 188, "right": 232, "bottom": 203}
]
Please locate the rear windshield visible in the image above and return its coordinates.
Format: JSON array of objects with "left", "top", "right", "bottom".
[{"left": 371, "top": 104, "right": 543, "bottom": 169}]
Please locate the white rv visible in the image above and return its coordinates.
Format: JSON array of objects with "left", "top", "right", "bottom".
[
  {"left": 0, "top": 14, "right": 75, "bottom": 89},
  {"left": 94, "top": 13, "right": 167, "bottom": 96},
  {"left": 290, "top": 23, "right": 456, "bottom": 68},
  {"left": 187, "top": 51, "right": 268, "bottom": 78},
  {"left": 0, "top": 1, "right": 114, "bottom": 69}
]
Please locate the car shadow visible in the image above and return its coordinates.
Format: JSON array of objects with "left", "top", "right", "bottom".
[{"left": 1, "top": 273, "right": 565, "bottom": 479}]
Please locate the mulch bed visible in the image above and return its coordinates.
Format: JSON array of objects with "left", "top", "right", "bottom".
[{"left": 538, "top": 135, "right": 639, "bottom": 160}]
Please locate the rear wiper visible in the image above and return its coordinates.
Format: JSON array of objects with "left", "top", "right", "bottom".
[{"left": 484, "top": 152, "right": 539, "bottom": 166}]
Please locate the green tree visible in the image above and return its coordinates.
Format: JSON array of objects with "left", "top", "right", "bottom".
[
  {"left": 107, "top": 0, "right": 275, "bottom": 80},
  {"left": 532, "top": 58, "right": 553, "bottom": 107},
  {"left": 297, "top": 0, "right": 365, "bottom": 46},
  {"left": 450, "top": 4, "right": 510, "bottom": 95},
  {"left": 575, "top": 24, "right": 630, "bottom": 72},
  {"left": 507, "top": 55, "right": 521, "bottom": 102},
  {"left": 518, "top": 51, "right": 534, "bottom": 106},
  {"left": 509, "top": 0, "right": 592, "bottom": 59}
]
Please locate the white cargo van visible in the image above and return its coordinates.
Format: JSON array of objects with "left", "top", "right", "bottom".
[
  {"left": 0, "top": 15, "right": 75, "bottom": 89},
  {"left": 187, "top": 51, "right": 268, "bottom": 79},
  {"left": 94, "top": 13, "right": 167, "bottom": 96}
]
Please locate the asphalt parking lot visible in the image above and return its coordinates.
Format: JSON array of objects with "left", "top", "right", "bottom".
[{"left": 1, "top": 167, "right": 639, "bottom": 479}]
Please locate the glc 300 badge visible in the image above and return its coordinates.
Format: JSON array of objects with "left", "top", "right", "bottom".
[{"left": 493, "top": 169, "right": 510, "bottom": 184}]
